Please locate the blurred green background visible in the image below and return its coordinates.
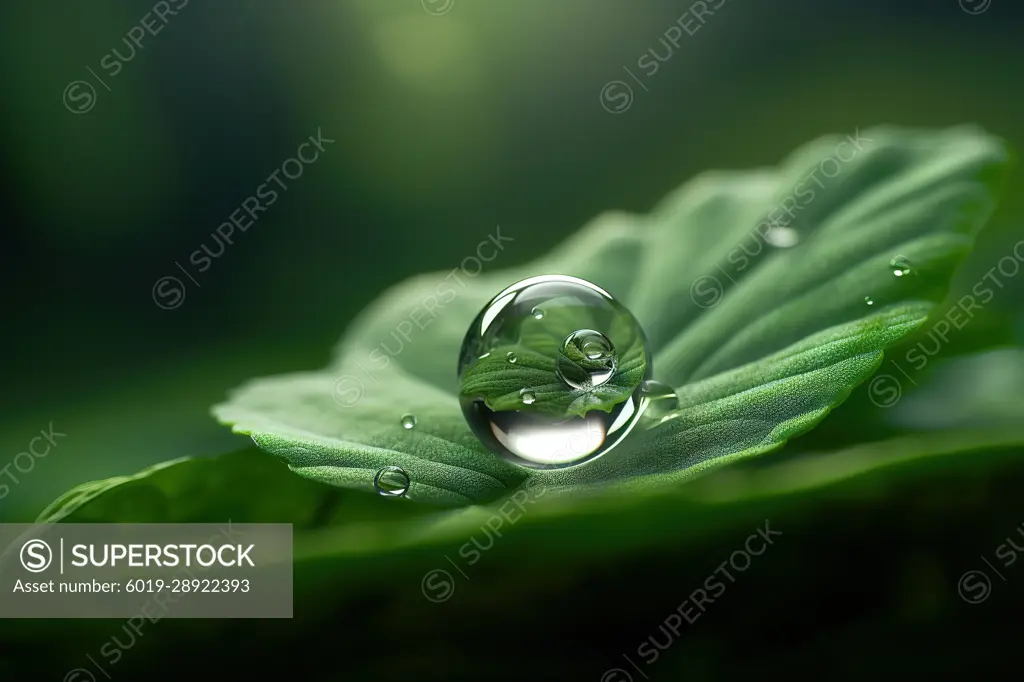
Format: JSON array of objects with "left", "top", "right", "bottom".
[
  {"left": 3, "top": 0, "right": 1022, "bottom": 521},
  {"left": 2, "top": 0, "right": 1024, "bottom": 678}
]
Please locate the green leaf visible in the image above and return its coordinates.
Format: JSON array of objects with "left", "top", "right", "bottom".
[
  {"left": 213, "top": 126, "right": 1011, "bottom": 503},
  {"left": 536, "top": 305, "right": 930, "bottom": 491},
  {"left": 32, "top": 425, "right": 1024, "bottom": 562},
  {"left": 35, "top": 447, "right": 434, "bottom": 527}
]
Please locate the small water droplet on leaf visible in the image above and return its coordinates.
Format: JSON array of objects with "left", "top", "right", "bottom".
[
  {"left": 640, "top": 380, "right": 679, "bottom": 420},
  {"left": 373, "top": 465, "right": 410, "bottom": 497},
  {"left": 890, "top": 255, "right": 912, "bottom": 277}
]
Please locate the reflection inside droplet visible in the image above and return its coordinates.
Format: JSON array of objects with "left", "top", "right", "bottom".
[
  {"left": 556, "top": 329, "right": 618, "bottom": 390},
  {"left": 489, "top": 411, "right": 607, "bottom": 466}
]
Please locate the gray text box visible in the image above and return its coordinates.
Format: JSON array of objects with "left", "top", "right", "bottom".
[{"left": 0, "top": 523, "right": 292, "bottom": 618}]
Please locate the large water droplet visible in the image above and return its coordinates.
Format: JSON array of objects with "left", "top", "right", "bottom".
[
  {"left": 891, "top": 255, "right": 912, "bottom": 277},
  {"left": 556, "top": 329, "right": 617, "bottom": 389},
  {"left": 765, "top": 226, "right": 799, "bottom": 248},
  {"left": 865, "top": 296, "right": 874, "bottom": 306},
  {"left": 506, "top": 352, "right": 517, "bottom": 364},
  {"left": 457, "top": 275, "right": 652, "bottom": 469},
  {"left": 400, "top": 414, "right": 417, "bottom": 429},
  {"left": 639, "top": 380, "right": 679, "bottom": 420},
  {"left": 373, "top": 465, "right": 410, "bottom": 497}
]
